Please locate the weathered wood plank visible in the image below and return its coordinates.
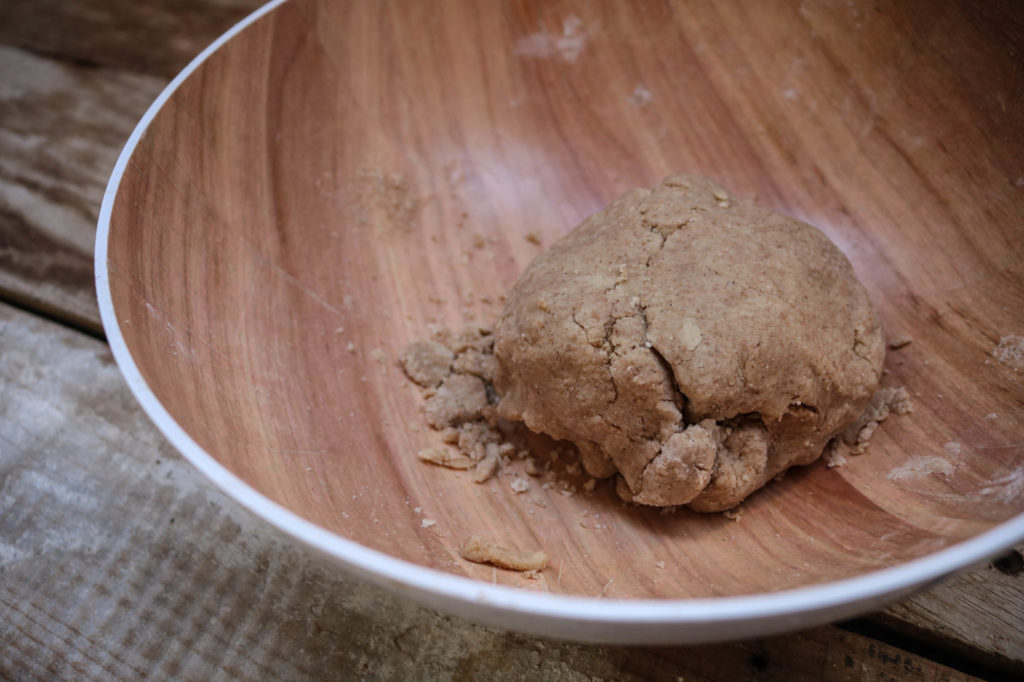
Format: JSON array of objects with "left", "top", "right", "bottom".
[
  {"left": 0, "top": 46, "right": 164, "bottom": 333},
  {"left": 870, "top": 551, "right": 1024, "bottom": 675},
  {"left": 0, "top": 0, "right": 265, "bottom": 78},
  {"left": 0, "top": 300, "right": 988, "bottom": 680},
  {"left": 0, "top": 0, "right": 262, "bottom": 333}
]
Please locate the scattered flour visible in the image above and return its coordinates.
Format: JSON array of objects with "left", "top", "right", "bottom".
[
  {"left": 976, "top": 466, "right": 1024, "bottom": 504},
  {"left": 630, "top": 84, "right": 652, "bottom": 107},
  {"left": 515, "top": 15, "right": 588, "bottom": 62},
  {"left": 340, "top": 167, "right": 424, "bottom": 235},
  {"left": 994, "top": 335, "right": 1024, "bottom": 370},
  {"left": 886, "top": 456, "right": 955, "bottom": 482}
]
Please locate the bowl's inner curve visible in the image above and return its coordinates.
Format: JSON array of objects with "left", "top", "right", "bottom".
[{"left": 107, "top": 0, "right": 1024, "bottom": 598}]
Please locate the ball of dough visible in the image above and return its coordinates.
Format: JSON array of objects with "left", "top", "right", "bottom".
[{"left": 493, "top": 175, "right": 885, "bottom": 510}]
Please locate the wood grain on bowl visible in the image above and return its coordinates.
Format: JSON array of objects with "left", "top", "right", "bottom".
[
  {"left": 0, "top": 0, "right": 267, "bottom": 334},
  {"left": 105, "top": 0, "right": 1024, "bottom": 599}
]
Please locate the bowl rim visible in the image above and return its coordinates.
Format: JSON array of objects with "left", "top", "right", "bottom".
[{"left": 95, "top": 0, "right": 1024, "bottom": 641}]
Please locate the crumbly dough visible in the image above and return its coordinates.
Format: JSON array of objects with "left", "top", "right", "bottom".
[
  {"left": 400, "top": 327, "right": 507, "bottom": 483},
  {"left": 493, "top": 175, "right": 886, "bottom": 510},
  {"left": 836, "top": 385, "right": 913, "bottom": 454}
]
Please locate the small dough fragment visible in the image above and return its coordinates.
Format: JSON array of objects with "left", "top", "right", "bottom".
[
  {"left": 459, "top": 535, "right": 549, "bottom": 571},
  {"left": 472, "top": 449, "right": 501, "bottom": 482},
  {"left": 399, "top": 339, "right": 453, "bottom": 387},
  {"left": 888, "top": 335, "right": 913, "bottom": 350},
  {"left": 452, "top": 349, "right": 499, "bottom": 382},
  {"left": 823, "top": 440, "right": 847, "bottom": 468},
  {"left": 509, "top": 477, "right": 530, "bottom": 493},
  {"left": 417, "top": 447, "right": 476, "bottom": 470},
  {"left": 494, "top": 174, "right": 887, "bottom": 510},
  {"left": 722, "top": 507, "right": 744, "bottom": 522},
  {"left": 423, "top": 374, "right": 488, "bottom": 428},
  {"left": 837, "top": 385, "right": 913, "bottom": 454},
  {"left": 457, "top": 421, "right": 499, "bottom": 461}
]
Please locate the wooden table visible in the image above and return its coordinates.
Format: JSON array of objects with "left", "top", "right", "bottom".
[{"left": 1, "top": 1, "right": 1022, "bottom": 679}]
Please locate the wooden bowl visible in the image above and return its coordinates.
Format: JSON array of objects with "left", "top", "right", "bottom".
[{"left": 96, "top": 0, "right": 1024, "bottom": 643}]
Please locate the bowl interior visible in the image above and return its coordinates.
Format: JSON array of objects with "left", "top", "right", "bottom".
[{"left": 106, "top": 0, "right": 1024, "bottom": 599}]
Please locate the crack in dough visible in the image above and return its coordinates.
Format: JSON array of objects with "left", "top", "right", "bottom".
[{"left": 494, "top": 175, "right": 885, "bottom": 510}]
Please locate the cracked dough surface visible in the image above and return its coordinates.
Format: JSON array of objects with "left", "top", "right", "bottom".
[{"left": 493, "top": 175, "right": 885, "bottom": 510}]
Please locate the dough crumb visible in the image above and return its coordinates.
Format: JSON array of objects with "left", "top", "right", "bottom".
[
  {"left": 423, "top": 374, "right": 489, "bottom": 428},
  {"left": 837, "top": 386, "right": 913, "bottom": 455},
  {"left": 452, "top": 349, "right": 499, "bottom": 382},
  {"left": 421, "top": 518, "right": 437, "bottom": 528},
  {"left": 722, "top": 506, "right": 744, "bottom": 522},
  {"left": 888, "top": 335, "right": 913, "bottom": 349},
  {"left": 417, "top": 447, "right": 476, "bottom": 470},
  {"left": 824, "top": 441, "right": 848, "bottom": 469},
  {"left": 654, "top": 560, "right": 666, "bottom": 569},
  {"left": 459, "top": 535, "right": 549, "bottom": 571},
  {"left": 510, "top": 477, "right": 530, "bottom": 493},
  {"left": 473, "top": 450, "right": 501, "bottom": 483}
]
